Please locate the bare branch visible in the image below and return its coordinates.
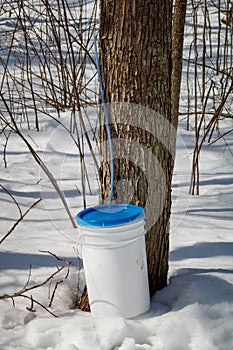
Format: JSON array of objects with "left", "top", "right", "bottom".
[
  {"left": 0, "top": 184, "right": 23, "bottom": 217},
  {"left": 0, "top": 197, "right": 43, "bottom": 245},
  {"left": 0, "top": 251, "right": 72, "bottom": 317}
]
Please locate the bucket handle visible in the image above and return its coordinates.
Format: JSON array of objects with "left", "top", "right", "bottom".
[
  {"left": 77, "top": 234, "right": 144, "bottom": 251},
  {"left": 64, "top": 228, "right": 144, "bottom": 258}
]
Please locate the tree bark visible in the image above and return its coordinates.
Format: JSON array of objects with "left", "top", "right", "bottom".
[
  {"left": 99, "top": 0, "right": 173, "bottom": 297},
  {"left": 171, "top": 0, "right": 187, "bottom": 129},
  {"left": 77, "top": 0, "right": 186, "bottom": 311},
  {"left": 76, "top": 286, "right": 90, "bottom": 312}
]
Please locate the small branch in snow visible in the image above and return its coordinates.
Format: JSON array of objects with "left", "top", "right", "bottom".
[
  {"left": 0, "top": 197, "right": 43, "bottom": 245},
  {"left": 0, "top": 183, "right": 23, "bottom": 217},
  {"left": 0, "top": 251, "right": 72, "bottom": 318}
]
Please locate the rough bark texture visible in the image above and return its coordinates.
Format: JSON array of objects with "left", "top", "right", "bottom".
[
  {"left": 171, "top": 0, "right": 187, "bottom": 129},
  {"left": 99, "top": 0, "right": 173, "bottom": 297},
  {"left": 99, "top": 0, "right": 172, "bottom": 111}
]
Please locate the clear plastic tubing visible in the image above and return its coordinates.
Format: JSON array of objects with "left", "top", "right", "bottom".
[{"left": 93, "top": 36, "right": 114, "bottom": 204}]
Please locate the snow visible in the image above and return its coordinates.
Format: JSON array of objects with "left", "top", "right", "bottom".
[
  {"left": 1, "top": 117, "right": 232, "bottom": 349},
  {"left": 1, "top": 1, "right": 233, "bottom": 349}
]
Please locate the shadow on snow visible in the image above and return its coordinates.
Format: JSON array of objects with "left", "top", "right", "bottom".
[
  {"left": 0, "top": 251, "right": 79, "bottom": 270},
  {"left": 170, "top": 241, "right": 233, "bottom": 261}
]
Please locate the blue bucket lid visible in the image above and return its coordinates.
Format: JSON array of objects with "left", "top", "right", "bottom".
[{"left": 76, "top": 204, "right": 145, "bottom": 227}]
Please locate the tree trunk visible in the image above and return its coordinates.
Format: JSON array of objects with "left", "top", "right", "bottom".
[
  {"left": 171, "top": 0, "right": 187, "bottom": 129},
  {"left": 99, "top": 0, "right": 173, "bottom": 297},
  {"left": 77, "top": 0, "right": 185, "bottom": 311}
]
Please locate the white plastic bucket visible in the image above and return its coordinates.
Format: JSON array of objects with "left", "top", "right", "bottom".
[{"left": 76, "top": 204, "right": 150, "bottom": 318}]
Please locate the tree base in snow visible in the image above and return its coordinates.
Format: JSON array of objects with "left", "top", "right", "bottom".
[{"left": 76, "top": 287, "right": 90, "bottom": 312}]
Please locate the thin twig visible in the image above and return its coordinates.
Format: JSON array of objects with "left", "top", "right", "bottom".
[
  {"left": 0, "top": 251, "right": 72, "bottom": 317},
  {"left": 0, "top": 198, "right": 42, "bottom": 245},
  {"left": 0, "top": 184, "right": 23, "bottom": 217}
]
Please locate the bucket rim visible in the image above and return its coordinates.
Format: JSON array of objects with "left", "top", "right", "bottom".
[{"left": 76, "top": 203, "right": 145, "bottom": 228}]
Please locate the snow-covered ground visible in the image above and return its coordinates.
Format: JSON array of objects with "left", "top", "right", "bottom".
[
  {"left": 0, "top": 117, "right": 232, "bottom": 350},
  {"left": 1, "top": 1, "right": 233, "bottom": 349}
]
